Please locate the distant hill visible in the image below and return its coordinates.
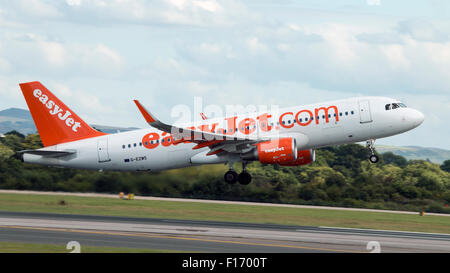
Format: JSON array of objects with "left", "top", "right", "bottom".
[
  {"left": 0, "top": 108, "right": 37, "bottom": 135},
  {"left": 0, "top": 108, "right": 138, "bottom": 135},
  {"left": 0, "top": 108, "right": 32, "bottom": 120},
  {"left": 377, "top": 145, "right": 450, "bottom": 164}
]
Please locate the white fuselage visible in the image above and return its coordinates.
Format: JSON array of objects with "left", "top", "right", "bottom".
[{"left": 23, "top": 96, "right": 424, "bottom": 171}]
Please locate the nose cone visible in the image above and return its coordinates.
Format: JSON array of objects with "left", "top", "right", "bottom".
[{"left": 411, "top": 109, "right": 424, "bottom": 127}]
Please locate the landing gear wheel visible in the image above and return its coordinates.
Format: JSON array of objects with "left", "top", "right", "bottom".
[
  {"left": 366, "top": 139, "right": 379, "bottom": 164},
  {"left": 238, "top": 171, "right": 252, "bottom": 185},
  {"left": 224, "top": 170, "right": 238, "bottom": 184},
  {"left": 369, "top": 154, "right": 379, "bottom": 164}
]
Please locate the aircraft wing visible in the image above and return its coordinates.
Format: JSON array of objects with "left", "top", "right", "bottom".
[{"left": 133, "top": 100, "right": 268, "bottom": 154}]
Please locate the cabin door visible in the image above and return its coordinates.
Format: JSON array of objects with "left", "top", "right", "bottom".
[{"left": 358, "top": 100, "right": 373, "bottom": 123}]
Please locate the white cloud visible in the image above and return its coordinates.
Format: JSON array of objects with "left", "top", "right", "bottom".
[
  {"left": 14, "top": 0, "right": 63, "bottom": 18},
  {"left": 246, "top": 37, "right": 268, "bottom": 54},
  {"left": 357, "top": 32, "right": 404, "bottom": 44},
  {"left": 1, "top": 33, "right": 124, "bottom": 76},
  {"left": 66, "top": 0, "right": 82, "bottom": 6},
  {"left": 92, "top": 44, "right": 124, "bottom": 66},
  {"left": 51, "top": 83, "right": 73, "bottom": 98},
  {"left": 39, "top": 40, "right": 67, "bottom": 67},
  {"left": 1, "top": 0, "right": 252, "bottom": 27},
  {"left": 0, "top": 42, "right": 10, "bottom": 72},
  {"left": 198, "top": 43, "right": 224, "bottom": 55},
  {"left": 43, "top": 82, "right": 114, "bottom": 124},
  {"left": 0, "top": 1, "right": 449, "bottom": 149},
  {"left": 381, "top": 44, "right": 411, "bottom": 70},
  {"left": 397, "top": 20, "right": 449, "bottom": 42},
  {"left": 192, "top": 0, "right": 222, "bottom": 12}
]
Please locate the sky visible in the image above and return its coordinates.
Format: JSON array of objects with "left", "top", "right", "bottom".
[{"left": 0, "top": 0, "right": 449, "bottom": 149}]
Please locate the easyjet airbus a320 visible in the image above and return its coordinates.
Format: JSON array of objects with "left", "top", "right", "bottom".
[{"left": 18, "top": 82, "right": 424, "bottom": 185}]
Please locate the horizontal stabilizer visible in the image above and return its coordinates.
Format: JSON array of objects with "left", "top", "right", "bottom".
[{"left": 19, "top": 149, "right": 76, "bottom": 158}]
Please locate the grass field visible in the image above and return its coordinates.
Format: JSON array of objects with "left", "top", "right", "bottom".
[
  {"left": 0, "top": 242, "right": 174, "bottom": 253},
  {"left": 0, "top": 192, "right": 449, "bottom": 234}
]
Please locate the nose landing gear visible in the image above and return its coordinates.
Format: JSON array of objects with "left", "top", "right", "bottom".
[
  {"left": 366, "top": 139, "right": 379, "bottom": 163},
  {"left": 224, "top": 161, "right": 252, "bottom": 185}
]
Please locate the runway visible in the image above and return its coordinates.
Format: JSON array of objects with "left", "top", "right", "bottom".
[{"left": 0, "top": 211, "right": 449, "bottom": 253}]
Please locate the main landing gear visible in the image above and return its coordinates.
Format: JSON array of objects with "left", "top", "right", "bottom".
[
  {"left": 224, "top": 161, "right": 252, "bottom": 185},
  {"left": 366, "top": 139, "right": 379, "bottom": 163}
]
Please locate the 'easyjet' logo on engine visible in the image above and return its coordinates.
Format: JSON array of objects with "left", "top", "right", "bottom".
[
  {"left": 263, "top": 147, "right": 285, "bottom": 153},
  {"left": 33, "top": 89, "right": 81, "bottom": 132}
]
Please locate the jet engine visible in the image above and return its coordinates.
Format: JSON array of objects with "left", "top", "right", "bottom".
[
  {"left": 241, "top": 138, "right": 315, "bottom": 166},
  {"left": 241, "top": 137, "right": 297, "bottom": 164},
  {"left": 279, "top": 149, "right": 315, "bottom": 166}
]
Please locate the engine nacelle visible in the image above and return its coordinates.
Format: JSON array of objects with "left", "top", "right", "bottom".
[
  {"left": 279, "top": 149, "right": 315, "bottom": 166},
  {"left": 242, "top": 137, "right": 297, "bottom": 164}
]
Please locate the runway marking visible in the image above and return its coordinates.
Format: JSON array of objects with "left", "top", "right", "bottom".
[
  {"left": 0, "top": 225, "right": 360, "bottom": 253},
  {"left": 318, "top": 226, "right": 450, "bottom": 237}
]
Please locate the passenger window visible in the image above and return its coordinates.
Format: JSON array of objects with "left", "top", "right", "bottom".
[
  {"left": 351, "top": 111, "right": 354, "bottom": 115},
  {"left": 345, "top": 112, "right": 348, "bottom": 115},
  {"left": 122, "top": 145, "right": 125, "bottom": 149},
  {"left": 128, "top": 144, "right": 131, "bottom": 148}
]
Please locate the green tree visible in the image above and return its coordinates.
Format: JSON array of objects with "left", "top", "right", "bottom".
[
  {"left": 1, "top": 132, "right": 449, "bottom": 213},
  {"left": 0, "top": 143, "right": 14, "bottom": 160},
  {"left": 441, "top": 160, "right": 450, "bottom": 173},
  {"left": 382, "top": 152, "right": 408, "bottom": 167}
]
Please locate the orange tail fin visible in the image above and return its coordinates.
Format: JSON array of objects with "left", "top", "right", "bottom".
[{"left": 19, "top": 81, "right": 106, "bottom": 147}]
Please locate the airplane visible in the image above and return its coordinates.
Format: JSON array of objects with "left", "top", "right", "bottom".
[{"left": 18, "top": 81, "right": 424, "bottom": 185}]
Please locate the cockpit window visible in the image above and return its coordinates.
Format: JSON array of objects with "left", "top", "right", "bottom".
[{"left": 386, "top": 102, "right": 407, "bottom": 111}]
